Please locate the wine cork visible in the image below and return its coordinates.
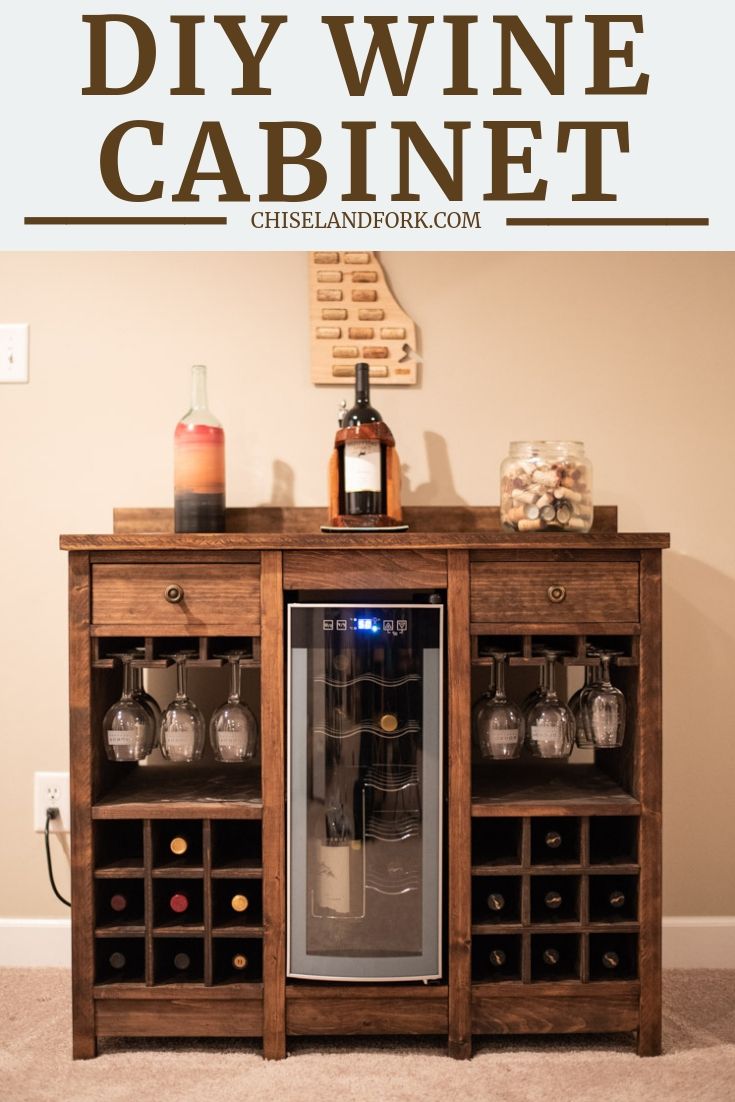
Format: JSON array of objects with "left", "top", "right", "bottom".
[
  {"left": 332, "top": 364, "right": 388, "bottom": 378},
  {"left": 322, "top": 308, "right": 347, "bottom": 320},
  {"left": 317, "top": 289, "right": 343, "bottom": 301},
  {"left": 362, "top": 346, "right": 389, "bottom": 358},
  {"left": 317, "top": 270, "right": 343, "bottom": 283},
  {"left": 352, "top": 289, "right": 378, "bottom": 302},
  {"left": 518, "top": 518, "right": 542, "bottom": 531},
  {"left": 333, "top": 345, "right": 359, "bottom": 358},
  {"left": 380, "top": 327, "right": 406, "bottom": 340},
  {"left": 352, "top": 270, "right": 378, "bottom": 282},
  {"left": 316, "top": 327, "right": 341, "bottom": 339},
  {"left": 344, "top": 251, "right": 370, "bottom": 264},
  {"left": 358, "top": 308, "right": 385, "bottom": 321},
  {"left": 314, "top": 251, "right": 338, "bottom": 264},
  {"left": 348, "top": 327, "right": 374, "bottom": 340}
]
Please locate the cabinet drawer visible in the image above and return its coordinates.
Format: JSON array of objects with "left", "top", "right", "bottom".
[
  {"left": 91, "top": 563, "right": 260, "bottom": 634},
  {"left": 470, "top": 562, "right": 639, "bottom": 625}
]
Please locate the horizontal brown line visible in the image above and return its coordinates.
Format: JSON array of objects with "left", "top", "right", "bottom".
[
  {"left": 507, "top": 217, "right": 709, "bottom": 227},
  {"left": 24, "top": 216, "right": 227, "bottom": 226}
]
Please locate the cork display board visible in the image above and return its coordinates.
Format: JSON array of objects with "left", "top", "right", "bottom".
[{"left": 309, "top": 251, "right": 419, "bottom": 385}]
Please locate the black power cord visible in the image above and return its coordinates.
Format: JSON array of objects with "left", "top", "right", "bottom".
[{"left": 45, "top": 808, "right": 71, "bottom": 908}]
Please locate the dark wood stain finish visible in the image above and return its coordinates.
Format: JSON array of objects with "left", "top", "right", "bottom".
[{"left": 63, "top": 508, "right": 666, "bottom": 1060}]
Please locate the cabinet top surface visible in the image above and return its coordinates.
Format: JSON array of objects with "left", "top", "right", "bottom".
[{"left": 59, "top": 505, "right": 669, "bottom": 551}]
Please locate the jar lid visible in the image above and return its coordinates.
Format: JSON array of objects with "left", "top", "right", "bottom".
[{"left": 509, "top": 440, "right": 586, "bottom": 458}]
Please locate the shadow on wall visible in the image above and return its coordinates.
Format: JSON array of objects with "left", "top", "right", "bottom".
[
  {"left": 265, "top": 459, "right": 296, "bottom": 507},
  {"left": 401, "top": 431, "right": 468, "bottom": 506}
]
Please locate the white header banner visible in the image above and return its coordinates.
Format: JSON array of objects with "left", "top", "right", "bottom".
[{"left": 0, "top": 1, "right": 731, "bottom": 250}]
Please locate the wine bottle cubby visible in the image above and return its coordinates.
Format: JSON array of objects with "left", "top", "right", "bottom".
[{"left": 64, "top": 506, "right": 667, "bottom": 1058}]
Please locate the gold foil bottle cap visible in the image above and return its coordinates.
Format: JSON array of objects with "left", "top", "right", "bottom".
[
  {"left": 380, "top": 713, "right": 398, "bottom": 733},
  {"left": 170, "top": 836, "right": 188, "bottom": 856},
  {"left": 231, "top": 894, "right": 249, "bottom": 913},
  {"left": 232, "top": 953, "right": 248, "bottom": 970}
]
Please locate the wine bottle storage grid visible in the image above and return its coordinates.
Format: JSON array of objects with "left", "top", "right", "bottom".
[
  {"left": 93, "top": 818, "right": 263, "bottom": 988},
  {"left": 471, "top": 815, "right": 639, "bottom": 985}
]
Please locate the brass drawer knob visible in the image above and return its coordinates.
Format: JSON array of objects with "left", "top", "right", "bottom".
[
  {"left": 164, "top": 583, "right": 184, "bottom": 604},
  {"left": 547, "top": 584, "right": 567, "bottom": 604}
]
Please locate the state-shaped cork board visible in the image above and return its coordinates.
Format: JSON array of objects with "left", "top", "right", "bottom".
[{"left": 309, "top": 251, "right": 419, "bottom": 385}]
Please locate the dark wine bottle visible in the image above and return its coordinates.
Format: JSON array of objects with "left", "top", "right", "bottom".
[
  {"left": 486, "top": 892, "right": 505, "bottom": 913},
  {"left": 173, "top": 952, "right": 191, "bottom": 971},
  {"left": 169, "top": 835, "right": 189, "bottom": 857},
  {"left": 109, "top": 893, "right": 128, "bottom": 913},
  {"left": 488, "top": 948, "right": 506, "bottom": 968},
  {"left": 232, "top": 952, "right": 249, "bottom": 971},
  {"left": 342, "top": 363, "right": 385, "bottom": 517},
  {"left": 544, "top": 890, "right": 563, "bottom": 910},
  {"left": 609, "top": 890, "right": 626, "bottom": 909},
  {"left": 542, "top": 947, "right": 560, "bottom": 966},
  {"left": 109, "top": 951, "right": 126, "bottom": 970},
  {"left": 231, "top": 893, "right": 249, "bottom": 913},
  {"left": 545, "top": 830, "right": 562, "bottom": 850},
  {"left": 169, "top": 892, "right": 189, "bottom": 915},
  {"left": 602, "top": 950, "right": 620, "bottom": 970}
]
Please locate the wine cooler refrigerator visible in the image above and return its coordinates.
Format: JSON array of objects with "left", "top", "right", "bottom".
[{"left": 287, "top": 603, "right": 443, "bottom": 982}]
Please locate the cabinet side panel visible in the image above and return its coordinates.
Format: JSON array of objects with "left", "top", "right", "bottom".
[
  {"left": 261, "top": 552, "right": 286, "bottom": 1059},
  {"left": 69, "top": 552, "right": 96, "bottom": 1059},
  {"left": 637, "top": 550, "right": 663, "bottom": 1056},
  {"left": 447, "top": 550, "right": 472, "bottom": 1059}
]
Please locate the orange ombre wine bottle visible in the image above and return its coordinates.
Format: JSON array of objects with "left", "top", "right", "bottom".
[{"left": 174, "top": 365, "right": 226, "bottom": 532}]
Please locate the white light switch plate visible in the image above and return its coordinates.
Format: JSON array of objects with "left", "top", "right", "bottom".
[{"left": 0, "top": 324, "right": 29, "bottom": 383}]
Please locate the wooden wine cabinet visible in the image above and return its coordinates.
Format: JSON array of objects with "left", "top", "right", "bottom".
[{"left": 61, "top": 506, "right": 668, "bottom": 1060}]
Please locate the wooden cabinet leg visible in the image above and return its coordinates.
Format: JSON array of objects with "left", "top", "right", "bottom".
[
  {"left": 449, "top": 1039, "right": 472, "bottom": 1060},
  {"left": 637, "top": 1023, "right": 662, "bottom": 1057},
  {"left": 72, "top": 1027, "right": 97, "bottom": 1060}
]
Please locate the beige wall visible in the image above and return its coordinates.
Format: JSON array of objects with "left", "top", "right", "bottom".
[{"left": 1, "top": 251, "right": 733, "bottom": 919}]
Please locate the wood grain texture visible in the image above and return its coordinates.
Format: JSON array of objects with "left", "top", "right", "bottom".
[
  {"left": 95, "top": 998, "right": 263, "bottom": 1036},
  {"left": 286, "top": 988, "right": 448, "bottom": 1035},
  {"left": 92, "top": 767, "right": 262, "bottom": 820},
  {"left": 470, "top": 562, "right": 640, "bottom": 624},
  {"left": 283, "top": 549, "right": 446, "bottom": 590},
  {"left": 636, "top": 551, "right": 663, "bottom": 1056},
  {"left": 111, "top": 504, "right": 622, "bottom": 536},
  {"left": 471, "top": 764, "right": 640, "bottom": 817},
  {"left": 91, "top": 563, "right": 260, "bottom": 634},
  {"left": 471, "top": 990, "right": 639, "bottom": 1035},
  {"left": 69, "top": 552, "right": 97, "bottom": 1059},
  {"left": 260, "top": 552, "right": 286, "bottom": 1060},
  {"left": 447, "top": 550, "right": 472, "bottom": 1059}
]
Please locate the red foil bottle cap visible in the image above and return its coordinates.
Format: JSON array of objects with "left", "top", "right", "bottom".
[
  {"left": 109, "top": 894, "right": 127, "bottom": 912},
  {"left": 169, "top": 892, "right": 189, "bottom": 914}
]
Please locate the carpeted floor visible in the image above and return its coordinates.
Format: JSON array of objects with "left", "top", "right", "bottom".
[{"left": 1, "top": 970, "right": 733, "bottom": 1102}]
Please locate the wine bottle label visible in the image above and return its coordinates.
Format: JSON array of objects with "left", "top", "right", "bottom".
[
  {"left": 344, "top": 441, "right": 381, "bottom": 493},
  {"left": 531, "top": 725, "right": 564, "bottom": 758},
  {"left": 317, "top": 843, "right": 351, "bottom": 914}
]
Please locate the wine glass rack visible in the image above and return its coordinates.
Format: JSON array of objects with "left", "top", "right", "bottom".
[{"left": 61, "top": 507, "right": 668, "bottom": 1060}]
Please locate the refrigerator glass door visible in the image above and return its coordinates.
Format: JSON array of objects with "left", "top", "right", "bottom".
[{"left": 288, "top": 604, "right": 443, "bottom": 981}]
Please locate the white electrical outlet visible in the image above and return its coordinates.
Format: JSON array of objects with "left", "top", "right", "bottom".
[
  {"left": 34, "top": 771, "right": 70, "bottom": 833},
  {"left": 0, "top": 323, "right": 30, "bottom": 383}
]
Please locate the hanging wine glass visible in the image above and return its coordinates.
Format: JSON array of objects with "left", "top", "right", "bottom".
[
  {"left": 581, "top": 650, "right": 626, "bottom": 748},
  {"left": 129, "top": 650, "right": 162, "bottom": 745},
  {"left": 524, "top": 649, "right": 575, "bottom": 760},
  {"left": 569, "top": 646, "right": 599, "bottom": 749},
  {"left": 102, "top": 653, "right": 156, "bottom": 762},
  {"left": 474, "top": 652, "right": 524, "bottom": 760},
  {"left": 160, "top": 652, "right": 205, "bottom": 763},
  {"left": 209, "top": 652, "right": 258, "bottom": 762},
  {"left": 522, "top": 650, "right": 547, "bottom": 713},
  {"left": 472, "top": 654, "right": 496, "bottom": 737}
]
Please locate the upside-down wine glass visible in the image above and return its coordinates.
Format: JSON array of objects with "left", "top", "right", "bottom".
[
  {"left": 524, "top": 649, "right": 575, "bottom": 759},
  {"left": 474, "top": 652, "right": 524, "bottom": 760},
  {"left": 569, "top": 646, "right": 599, "bottom": 749},
  {"left": 103, "top": 653, "right": 156, "bottom": 762},
  {"left": 209, "top": 652, "right": 258, "bottom": 762},
  {"left": 472, "top": 654, "right": 496, "bottom": 739},
  {"left": 160, "top": 652, "right": 205, "bottom": 762},
  {"left": 581, "top": 650, "right": 626, "bottom": 748},
  {"left": 130, "top": 650, "right": 162, "bottom": 745}
]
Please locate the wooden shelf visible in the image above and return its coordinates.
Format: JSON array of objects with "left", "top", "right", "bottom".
[
  {"left": 92, "top": 766, "right": 262, "bottom": 820},
  {"left": 212, "top": 861, "right": 263, "bottom": 879},
  {"left": 94, "top": 861, "right": 144, "bottom": 879},
  {"left": 472, "top": 764, "right": 640, "bottom": 817},
  {"left": 212, "top": 925, "right": 264, "bottom": 938},
  {"left": 95, "top": 925, "right": 145, "bottom": 938},
  {"left": 93, "top": 982, "right": 263, "bottom": 999}
]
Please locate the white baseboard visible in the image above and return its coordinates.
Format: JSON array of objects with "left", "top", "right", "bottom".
[
  {"left": 662, "top": 917, "right": 735, "bottom": 968},
  {"left": 0, "top": 919, "right": 71, "bottom": 967},
  {"left": 0, "top": 917, "right": 733, "bottom": 970}
]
